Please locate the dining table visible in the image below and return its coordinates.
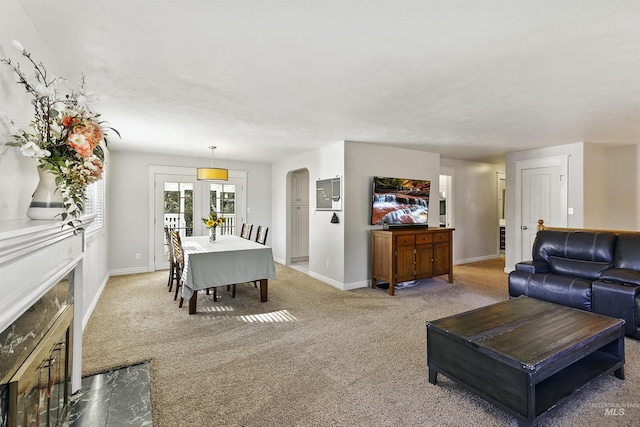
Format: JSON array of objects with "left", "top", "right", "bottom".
[{"left": 180, "top": 235, "right": 276, "bottom": 314}]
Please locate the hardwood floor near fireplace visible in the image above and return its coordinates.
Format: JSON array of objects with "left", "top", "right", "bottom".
[{"left": 69, "top": 362, "right": 152, "bottom": 426}]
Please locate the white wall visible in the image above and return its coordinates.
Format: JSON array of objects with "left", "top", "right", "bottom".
[
  {"left": 0, "top": 3, "right": 58, "bottom": 221},
  {"left": 271, "top": 141, "right": 346, "bottom": 286},
  {"left": 272, "top": 141, "right": 506, "bottom": 290},
  {"left": 504, "top": 143, "right": 584, "bottom": 270},
  {"left": 583, "top": 143, "right": 609, "bottom": 228},
  {"left": 440, "top": 158, "right": 505, "bottom": 264},
  {"left": 0, "top": 4, "right": 110, "bottom": 326},
  {"left": 344, "top": 142, "right": 441, "bottom": 286},
  {"left": 108, "top": 150, "right": 272, "bottom": 272},
  {"left": 607, "top": 145, "right": 640, "bottom": 230},
  {"left": 504, "top": 141, "right": 640, "bottom": 271}
]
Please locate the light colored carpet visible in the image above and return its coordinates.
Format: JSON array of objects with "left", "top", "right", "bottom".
[{"left": 82, "top": 259, "right": 640, "bottom": 426}]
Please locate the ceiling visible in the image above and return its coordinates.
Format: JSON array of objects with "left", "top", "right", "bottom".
[{"left": 8, "top": 1, "right": 640, "bottom": 164}]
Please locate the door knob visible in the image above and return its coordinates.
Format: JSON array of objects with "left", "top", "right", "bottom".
[{"left": 521, "top": 226, "right": 528, "bottom": 230}]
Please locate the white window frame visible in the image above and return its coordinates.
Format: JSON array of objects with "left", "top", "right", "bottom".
[{"left": 84, "top": 168, "right": 105, "bottom": 235}]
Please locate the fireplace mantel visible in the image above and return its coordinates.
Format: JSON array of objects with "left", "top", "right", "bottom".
[
  {"left": 0, "top": 219, "right": 83, "bottom": 331},
  {"left": 0, "top": 217, "right": 90, "bottom": 394}
]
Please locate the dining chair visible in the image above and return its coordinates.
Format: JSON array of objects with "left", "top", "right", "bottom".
[
  {"left": 164, "top": 226, "right": 178, "bottom": 292},
  {"left": 255, "top": 225, "right": 269, "bottom": 245},
  {"left": 240, "top": 223, "right": 253, "bottom": 240},
  {"left": 252, "top": 226, "right": 269, "bottom": 288},
  {"left": 170, "top": 230, "right": 185, "bottom": 304}
]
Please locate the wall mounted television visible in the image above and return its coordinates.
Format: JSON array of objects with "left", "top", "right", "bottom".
[{"left": 370, "top": 176, "right": 431, "bottom": 228}]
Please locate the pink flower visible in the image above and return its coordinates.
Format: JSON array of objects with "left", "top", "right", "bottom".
[
  {"left": 68, "top": 134, "right": 93, "bottom": 158},
  {"left": 68, "top": 118, "right": 103, "bottom": 150}
]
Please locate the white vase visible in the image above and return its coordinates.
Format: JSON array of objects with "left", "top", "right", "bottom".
[
  {"left": 27, "top": 166, "right": 65, "bottom": 220},
  {"left": 209, "top": 228, "right": 216, "bottom": 242}
]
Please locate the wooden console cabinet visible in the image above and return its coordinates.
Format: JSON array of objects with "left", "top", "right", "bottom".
[{"left": 371, "top": 227, "right": 454, "bottom": 296}]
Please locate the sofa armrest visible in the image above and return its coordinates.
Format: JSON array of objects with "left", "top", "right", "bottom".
[
  {"left": 515, "top": 260, "right": 549, "bottom": 274},
  {"left": 599, "top": 268, "right": 640, "bottom": 286},
  {"left": 592, "top": 280, "right": 640, "bottom": 338}
]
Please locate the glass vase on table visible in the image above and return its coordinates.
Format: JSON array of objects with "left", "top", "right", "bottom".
[{"left": 209, "top": 228, "right": 216, "bottom": 242}]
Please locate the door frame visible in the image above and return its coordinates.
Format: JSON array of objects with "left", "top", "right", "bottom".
[
  {"left": 148, "top": 165, "right": 247, "bottom": 272},
  {"left": 439, "top": 168, "right": 454, "bottom": 229},
  {"left": 514, "top": 155, "right": 568, "bottom": 264}
]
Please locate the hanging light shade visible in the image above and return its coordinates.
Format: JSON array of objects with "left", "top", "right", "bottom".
[{"left": 197, "top": 146, "right": 228, "bottom": 181}]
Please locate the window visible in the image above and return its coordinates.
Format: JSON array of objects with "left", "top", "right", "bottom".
[{"left": 85, "top": 176, "right": 104, "bottom": 234}]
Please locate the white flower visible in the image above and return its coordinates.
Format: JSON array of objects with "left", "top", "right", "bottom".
[
  {"left": 34, "top": 82, "right": 53, "bottom": 98},
  {"left": 77, "top": 92, "right": 98, "bottom": 109},
  {"left": 53, "top": 102, "right": 67, "bottom": 111},
  {"left": 11, "top": 40, "right": 26, "bottom": 55},
  {"left": 50, "top": 120, "right": 62, "bottom": 136},
  {"left": 20, "top": 141, "right": 50, "bottom": 159}
]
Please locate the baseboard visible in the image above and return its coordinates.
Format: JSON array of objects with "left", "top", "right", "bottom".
[
  {"left": 306, "top": 272, "right": 368, "bottom": 291},
  {"left": 83, "top": 272, "right": 110, "bottom": 331},
  {"left": 342, "top": 279, "right": 369, "bottom": 291},
  {"left": 109, "top": 266, "right": 150, "bottom": 276},
  {"left": 308, "top": 271, "right": 345, "bottom": 290},
  {"left": 454, "top": 254, "right": 502, "bottom": 265}
]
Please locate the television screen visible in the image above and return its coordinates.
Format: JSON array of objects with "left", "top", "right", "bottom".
[{"left": 370, "top": 176, "right": 431, "bottom": 225}]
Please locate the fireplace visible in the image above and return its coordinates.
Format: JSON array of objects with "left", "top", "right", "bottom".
[{"left": 0, "top": 219, "right": 86, "bottom": 427}]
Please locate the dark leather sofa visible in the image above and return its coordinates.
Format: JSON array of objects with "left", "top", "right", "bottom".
[{"left": 509, "top": 229, "right": 640, "bottom": 339}]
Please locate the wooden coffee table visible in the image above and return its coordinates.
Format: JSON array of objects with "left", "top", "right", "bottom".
[{"left": 426, "top": 297, "right": 625, "bottom": 427}]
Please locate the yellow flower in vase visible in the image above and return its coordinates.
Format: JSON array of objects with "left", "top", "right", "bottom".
[{"left": 202, "top": 212, "right": 224, "bottom": 241}]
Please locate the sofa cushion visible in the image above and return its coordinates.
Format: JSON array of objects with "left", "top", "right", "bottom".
[
  {"left": 600, "top": 268, "right": 640, "bottom": 286},
  {"left": 532, "top": 230, "right": 616, "bottom": 264},
  {"left": 508, "top": 272, "right": 592, "bottom": 311},
  {"left": 613, "top": 233, "right": 640, "bottom": 270},
  {"left": 548, "top": 256, "right": 611, "bottom": 280}
]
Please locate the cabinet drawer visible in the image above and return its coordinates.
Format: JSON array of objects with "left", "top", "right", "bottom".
[
  {"left": 396, "top": 235, "right": 415, "bottom": 246},
  {"left": 433, "top": 232, "right": 449, "bottom": 242},
  {"left": 416, "top": 233, "right": 433, "bottom": 244}
]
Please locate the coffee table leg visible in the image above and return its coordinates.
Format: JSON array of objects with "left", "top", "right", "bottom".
[
  {"left": 260, "top": 279, "right": 268, "bottom": 302},
  {"left": 188, "top": 292, "right": 198, "bottom": 315},
  {"left": 428, "top": 368, "right": 437, "bottom": 385},
  {"left": 614, "top": 366, "right": 625, "bottom": 380}
]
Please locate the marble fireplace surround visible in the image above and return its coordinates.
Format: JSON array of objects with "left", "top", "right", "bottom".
[{"left": 0, "top": 219, "right": 86, "bottom": 394}]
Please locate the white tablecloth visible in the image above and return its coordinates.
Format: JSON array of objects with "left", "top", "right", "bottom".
[{"left": 180, "top": 235, "right": 276, "bottom": 301}]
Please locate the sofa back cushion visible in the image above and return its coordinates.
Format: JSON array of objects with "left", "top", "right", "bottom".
[
  {"left": 532, "top": 230, "right": 616, "bottom": 264},
  {"left": 548, "top": 256, "right": 611, "bottom": 280},
  {"left": 613, "top": 233, "right": 640, "bottom": 270}
]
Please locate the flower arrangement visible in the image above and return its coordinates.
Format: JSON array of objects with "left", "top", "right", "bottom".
[
  {"left": 202, "top": 212, "right": 224, "bottom": 229},
  {"left": 1, "top": 40, "right": 119, "bottom": 227}
]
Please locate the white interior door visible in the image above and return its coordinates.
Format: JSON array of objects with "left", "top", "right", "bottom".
[
  {"left": 518, "top": 159, "right": 567, "bottom": 261},
  {"left": 290, "top": 169, "right": 309, "bottom": 260}
]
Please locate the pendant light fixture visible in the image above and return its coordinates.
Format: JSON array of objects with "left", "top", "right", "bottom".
[{"left": 197, "top": 146, "right": 228, "bottom": 181}]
